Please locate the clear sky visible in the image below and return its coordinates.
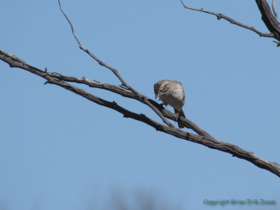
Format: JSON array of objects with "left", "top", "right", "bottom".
[{"left": 1, "top": 0, "right": 280, "bottom": 209}]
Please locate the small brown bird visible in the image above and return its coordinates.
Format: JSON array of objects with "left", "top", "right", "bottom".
[{"left": 154, "top": 80, "right": 186, "bottom": 128}]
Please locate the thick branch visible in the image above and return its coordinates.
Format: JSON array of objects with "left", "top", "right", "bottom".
[
  {"left": 48, "top": 72, "right": 215, "bottom": 139},
  {"left": 1, "top": 0, "right": 280, "bottom": 178},
  {"left": 0, "top": 50, "right": 211, "bottom": 138},
  {"left": 1, "top": 50, "right": 280, "bottom": 178},
  {"left": 255, "top": 0, "right": 280, "bottom": 40}
]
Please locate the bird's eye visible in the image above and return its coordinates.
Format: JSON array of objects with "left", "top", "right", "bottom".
[{"left": 160, "top": 90, "right": 162, "bottom": 92}]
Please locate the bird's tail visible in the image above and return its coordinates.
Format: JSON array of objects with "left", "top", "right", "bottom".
[{"left": 174, "top": 108, "right": 186, "bottom": 128}]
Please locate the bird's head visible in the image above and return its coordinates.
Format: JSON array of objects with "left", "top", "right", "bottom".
[{"left": 154, "top": 80, "right": 170, "bottom": 99}]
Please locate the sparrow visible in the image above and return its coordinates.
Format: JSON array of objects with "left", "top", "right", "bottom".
[{"left": 154, "top": 80, "right": 186, "bottom": 128}]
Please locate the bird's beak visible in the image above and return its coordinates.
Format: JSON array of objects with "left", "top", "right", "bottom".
[{"left": 155, "top": 94, "right": 159, "bottom": 99}]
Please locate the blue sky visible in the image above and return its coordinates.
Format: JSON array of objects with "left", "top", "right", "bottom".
[{"left": 1, "top": 0, "right": 280, "bottom": 209}]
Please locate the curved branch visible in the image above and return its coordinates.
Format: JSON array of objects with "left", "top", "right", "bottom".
[
  {"left": 1, "top": 49, "right": 280, "bottom": 178},
  {"left": 58, "top": 0, "right": 175, "bottom": 128},
  {"left": 1, "top": 0, "right": 280, "bottom": 178},
  {"left": 180, "top": 0, "right": 276, "bottom": 40},
  {"left": 255, "top": 0, "right": 280, "bottom": 40},
  {"left": 272, "top": 0, "right": 279, "bottom": 21},
  {"left": 47, "top": 72, "right": 215, "bottom": 139},
  {"left": 0, "top": 50, "right": 211, "bottom": 138}
]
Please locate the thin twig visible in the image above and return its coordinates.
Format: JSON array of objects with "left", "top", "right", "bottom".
[
  {"left": 272, "top": 0, "right": 279, "bottom": 21},
  {"left": 57, "top": 0, "right": 175, "bottom": 128},
  {"left": 180, "top": 0, "right": 275, "bottom": 38},
  {"left": 1, "top": 49, "right": 280, "bottom": 177},
  {"left": 46, "top": 72, "right": 214, "bottom": 138},
  {"left": 58, "top": 0, "right": 82, "bottom": 47},
  {"left": 273, "top": 40, "right": 280, "bottom": 46}
]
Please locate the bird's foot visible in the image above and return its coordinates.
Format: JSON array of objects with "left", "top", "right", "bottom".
[{"left": 175, "top": 112, "right": 179, "bottom": 122}]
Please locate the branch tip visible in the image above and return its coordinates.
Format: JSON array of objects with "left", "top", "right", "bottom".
[
  {"left": 273, "top": 40, "right": 280, "bottom": 46},
  {"left": 180, "top": 0, "right": 275, "bottom": 39}
]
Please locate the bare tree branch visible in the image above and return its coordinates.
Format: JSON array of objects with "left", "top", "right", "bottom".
[
  {"left": 1, "top": 50, "right": 280, "bottom": 177},
  {"left": 272, "top": 0, "right": 279, "bottom": 20},
  {"left": 180, "top": 0, "right": 274, "bottom": 38},
  {"left": 2, "top": 1, "right": 280, "bottom": 178},
  {"left": 179, "top": 0, "right": 280, "bottom": 44},
  {"left": 273, "top": 39, "right": 280, "bottom": 45},
  {"left": 179, "top": 0, "right": 280, "bottom": 46},
  {"left": 0, "top": 50, "right": 211, "bottom": 138},
  {"left": 58, "top": 0, "right": 176, "bottom": 128},
  {"left": 255, "top": 0, "right": 280, "bottom": 41},
  {"left": 46, "top": 73, "right": 213, "bottom": 139}
]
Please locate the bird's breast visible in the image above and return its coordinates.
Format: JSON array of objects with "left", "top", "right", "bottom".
[{"left": 159, "top": 90, "right": 185, "bottom": 109}]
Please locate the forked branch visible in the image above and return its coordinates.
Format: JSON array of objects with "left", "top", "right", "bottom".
[
  {"left": 1, "top": 50, "right": 280, "bottom": 177},
  {"left": 1, "top": 1, "right": 280, "bottom": 178},
  {"left": 58, "top": 0, "right": 175, "bottom": 128},
  {"left": 180, "top": 0, "right": 280, "bottom": 44}
]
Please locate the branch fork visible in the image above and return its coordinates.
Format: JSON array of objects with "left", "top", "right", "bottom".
[
  {"left": 0, "top": 1, "right": 280, "bottom": 178},
  {"left": 180, "top": 0, "right": 279, "bottom": 44}
]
